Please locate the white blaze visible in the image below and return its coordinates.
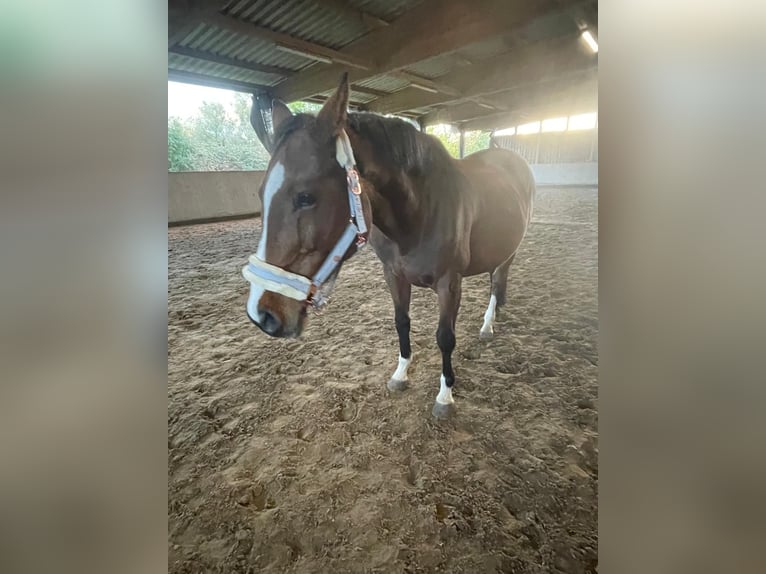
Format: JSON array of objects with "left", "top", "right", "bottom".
[{"left": 247, "top": 162, "right": 285, "bottom": 323}]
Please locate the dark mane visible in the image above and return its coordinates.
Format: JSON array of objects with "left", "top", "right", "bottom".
[
  {"left": 347, "top": 112, "right": 456, "bottom": 177},
  {"left": 272, "top": 111, "right": 457, "bottom": 178}
]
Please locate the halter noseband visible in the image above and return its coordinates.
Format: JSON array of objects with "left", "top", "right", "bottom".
[{"left": 242, "top": 130, "right": 369, "bottom": 309}]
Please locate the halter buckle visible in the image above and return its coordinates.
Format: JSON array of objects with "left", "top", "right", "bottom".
[{"left": 347, "top": 168, "right": 362, "bottom": 195}]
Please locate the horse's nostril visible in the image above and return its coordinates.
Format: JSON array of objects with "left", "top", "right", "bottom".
[{"left": 258, "top": 307, "right": 282, "bottom": 336}]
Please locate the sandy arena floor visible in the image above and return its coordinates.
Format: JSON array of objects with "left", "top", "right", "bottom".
[{"left": 168, "top": 186, "right": 598, "bottom": 573}]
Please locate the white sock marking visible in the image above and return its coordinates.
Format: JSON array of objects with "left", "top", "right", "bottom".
[
  {"left": 248, "top": 162, "right": 285, "bottom": 323},
  {"left": 435, "top": 374, "right": 454, "bottom": 405},
  {"left": 390, "top": 354, "right": 411, "bottom": 381},
  {"left": 480, "top": 294, "right": 497, "bottom": 336}
]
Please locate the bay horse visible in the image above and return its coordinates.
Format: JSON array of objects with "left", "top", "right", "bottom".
[{"left": 242, "top": 74, "right": 535, "bottom": 418}]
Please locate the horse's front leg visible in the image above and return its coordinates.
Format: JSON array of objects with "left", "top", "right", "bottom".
[
  {"left": 383, "top": 265, "right": 412, "bottom": 391},
  {"left": 432, "top": 273, "right": 462, "bottom": 418}
]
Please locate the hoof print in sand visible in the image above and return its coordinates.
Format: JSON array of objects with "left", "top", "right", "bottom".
[
  {"left": 296, "top": 424, "right": 317, "bottom": 441},
  {"left": 335, "top": 403, "right": 357, "bottom": 422},
  {"left": 236, "top": 483, "right": 275, "bottom": 511}
]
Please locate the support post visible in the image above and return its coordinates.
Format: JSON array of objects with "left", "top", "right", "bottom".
[{"left": 459, "top": 127, "right": 465, "bottom": 159}]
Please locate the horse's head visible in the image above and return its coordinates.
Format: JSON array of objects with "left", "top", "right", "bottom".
[{"left": 243, "top": 74, "right": 370, "bottom": 338}]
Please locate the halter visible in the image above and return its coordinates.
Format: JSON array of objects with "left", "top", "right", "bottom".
[{"left": 242, "top": 130, "right": 369, "bottom": 309}]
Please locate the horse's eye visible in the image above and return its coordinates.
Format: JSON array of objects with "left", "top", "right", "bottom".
[{"left": 294, "top": 192, "right": 316, "bottom": 210}]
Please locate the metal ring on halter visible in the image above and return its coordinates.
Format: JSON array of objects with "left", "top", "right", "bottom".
[{"left": 242, "top": 129, "right": 369, "bottom": 308}]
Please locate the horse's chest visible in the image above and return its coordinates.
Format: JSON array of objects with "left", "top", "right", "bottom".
[
  {"left": 371, "top": 228, "right": 463, "bottom": 287},
  {"left": 399, "top": 251, "right": 442, "bottom": 287}
]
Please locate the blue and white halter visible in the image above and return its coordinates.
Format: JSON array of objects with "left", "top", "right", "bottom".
[{"left": 242, "top": 130, "right": 369, "bottom": 309}]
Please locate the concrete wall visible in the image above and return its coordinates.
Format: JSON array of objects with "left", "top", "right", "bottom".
[
  {"left": 168, "top": 164, "right": 595, "bottom": 225},
  {"left": 530, "top": 162, "right": 598, "bottom": 187},
  {"left": 169, "top": 171, "right": 265, "bottom": 224}
]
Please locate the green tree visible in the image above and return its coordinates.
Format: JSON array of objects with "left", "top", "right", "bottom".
[
  {"left": 426, "top": 125, "right": 489, "bottom": 158},
  {"left": 464, "top": 130, "right": 490, "bottom": 156},
  {"left": 168, "top": 95, "right": 271, "bottom": 172},
  {"left": 168, "top": 95, "right": 490, "bottom": 171},
  {"left": 168, "top": 117, "right": 195, "bottom": 171},
  {"left": 287, "top": 101, "right": 323, "bottom": 114}
]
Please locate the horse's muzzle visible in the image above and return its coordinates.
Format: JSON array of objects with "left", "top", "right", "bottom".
[
  {"left": 246, "top": 287, "right": 305, "bottom": 338},
  {"left": 247, "top": 306, "right": 284, "bottom": 337}
]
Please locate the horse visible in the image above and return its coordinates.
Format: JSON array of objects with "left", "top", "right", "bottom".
[{"left": 242, "top": 73, "right": 535, "bottom": 418}]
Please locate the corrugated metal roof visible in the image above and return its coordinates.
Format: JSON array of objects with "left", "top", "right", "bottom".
[
  {"left": 228, "top": 0, "right": 369, "bottom": 49},
  {"left": 517, "top": 11, "right": 580, "bottom": 44},
  {"left": 180, "top": 23, "right": 314, "bottom": 71},
  {"left": 352, "top": 0, "right": 424, "bottom": 21},
  {"left": 354, "top": 74, "right": 409, "bottom": 93},
  {"left": 458, "top": 36, "right": 512, "bottom": 62},
  {"left": 168, "top": 54, "right": 285, "bottom": 86},
  {"left": 403, "top": 53, "right": 455, "bottom": 79},
  {"left": 313, "top": 87, "right": 378, "bottom": 105},
  {"left": 168, "top": 0, "right": 597, "bottom": 126}
]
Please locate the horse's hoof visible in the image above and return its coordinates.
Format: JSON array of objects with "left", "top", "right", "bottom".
[
  {"left": 479, "top": 330, "right": 494, "bottom": 341},
  {"left": 431, "top": 401, "right": 455, "bottom": 419},
  {"left": 387, "top": 378, "right": 408, "bottom": 392}
]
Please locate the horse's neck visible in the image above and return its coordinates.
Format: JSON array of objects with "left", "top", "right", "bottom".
[
  {"left": 352, "top": 146, "right": 421, "bottom": 251},
  {"left": 351, "top": 125, "right": 464, "bottom": 254},
  {"left": 364, "top": 176, "right": 417, "bottom": 243}
]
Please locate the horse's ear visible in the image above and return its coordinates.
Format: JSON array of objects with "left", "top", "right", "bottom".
[
  {"left": 271, "top": 99, "right": 293, "bottom": 132},
  {"left": 318, "top": 72, "right": 349, "bottom": 135}
]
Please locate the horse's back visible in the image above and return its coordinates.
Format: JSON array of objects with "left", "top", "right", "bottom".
[
  {"left": 462, "top": 147, "right": 535, "bottom": 206},
  {"left": 459, "top": 148, "right": 535, "bottom": 276}
]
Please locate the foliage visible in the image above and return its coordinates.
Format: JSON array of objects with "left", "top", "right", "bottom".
[
  {"left": 168, "top": 96, "right": 491, "bottom": 172},
  {"left": 287, "top": 101, "right": 323, "bottom": 114},
  {"left": 426, "top": 124, "right": 491, "bottom": 159},
  {"left": 168, "top": 93, "right": 271, "bottom": 172},
  {"left": 167, "top": 117, "right": 195, "bottom": 172}
]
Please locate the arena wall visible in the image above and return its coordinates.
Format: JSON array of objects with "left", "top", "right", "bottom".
[{"left": 169, "top": 171, "right": 264, "bottom": 225}]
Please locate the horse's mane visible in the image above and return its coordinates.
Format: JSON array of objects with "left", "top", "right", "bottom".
[
  {"left": 272, "top": 111, "right": 457, "bottom": 179},
  {"left": 347, "top": 112, "right": 456, "bottom": 177}
]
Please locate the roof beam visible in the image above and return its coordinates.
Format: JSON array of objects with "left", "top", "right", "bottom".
[
  {"left": 303, "top": 94, "right": 367, "bottom": 110},
  {"left": 168, "top": 0, "right": 225, "bottom": 46},
  {"left": 420, "top": 71, "right": 597, "bottom": 126},
  {"left": 390, "top": 71, "right": 461, "bottom": 97},
  {"left": 468, "top": 96, "right": 507, "bottom": 111},
  {"left": 203, "top": 13, "right": 372, "bottom": 70},
  {"left": 169, "top": 45, "right": 296, "bottom": 77},
  {"left": 349, "top": 84, "right": 390, "bottom": 98},
  {"left": 368, "top": 35, "right": 595, "bottom": 115},
  {"left": 457, "top": 81, "right": 598, "bottom": 131},
  {"left": 314, "top": 0, "right": 390, "bottom": 30},
  {"left": 272, "top": 0, "right": 583, "bottom": 102},
  {"left": 168, "top": 68, "right": 271, "bottom": 93}
]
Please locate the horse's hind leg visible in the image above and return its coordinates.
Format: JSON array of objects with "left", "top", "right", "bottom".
[
  {"left": 479, "top": 254, "right": 515, "bottom": 340},
  {"left": 384, "top": 265, "right": 413, "bottom": 391}
]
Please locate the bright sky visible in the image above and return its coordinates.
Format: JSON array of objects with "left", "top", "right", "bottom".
[{"left": 168, "top": 81, "right": 238, "bottom": 119}]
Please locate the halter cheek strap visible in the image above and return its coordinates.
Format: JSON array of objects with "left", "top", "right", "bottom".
[{"left": 242, "top": 130, "right": 369, "bottom": 308}]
